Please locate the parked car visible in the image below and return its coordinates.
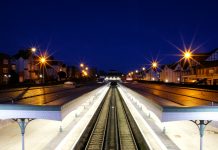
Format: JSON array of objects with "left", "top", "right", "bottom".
[{"left": 64, "top": 81, "right": 76, "bottom": 88}]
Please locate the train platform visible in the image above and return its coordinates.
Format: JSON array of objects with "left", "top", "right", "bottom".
[
  {"left": 0, "top": 84, "right": 109, "bottom": 150},
  {"left": 0, "top": 83, "right": 218, "bottom": 149},
  {"left": 118, "top": 83, "right": 218, "bottom": 150}
]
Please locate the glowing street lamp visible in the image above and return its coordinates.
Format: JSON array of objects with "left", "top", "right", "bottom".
[
  {"left": 152, "top": 61, "right": 158, "bottom": 69},
  {"left": 39, "top": 56, "right": 47, "bottom": 84},
  {"left": 31, "top": 47, "right": 36, "bottom": 53},
  {"left": 80, "top": 63, "right": 84, "bottom": 68},
  {"left": 142, "top": 67, "right": 146, "bottom": 71},
  {"left": 40, "top": 57, "right": 46, "bottom": 64},
  {"left": 179, "top": 50, "right": 193, "bottom": 84},
  {"left": 84, "top": 71, "right": 88, "bottom": 76},
  {"left": 80, "top": 63, "right": 89, "bottom": 77},
  {"left": 183, "top": 50, "right": 192, "bottom": 60},
  {"left": 30, "top": 47, "right": 37, "bottom": 80},
  {"left": 82, "top": 70, "right": 88, "bottom": 76},
  {"left": 135, "top": 70, "right": 138, "bottom": 73}
]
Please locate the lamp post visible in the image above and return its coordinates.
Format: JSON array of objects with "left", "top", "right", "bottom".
[
  {"left": 151, "top": 61, "right": 158, "bottom": 81},
  {"left": 142, "top": 67, "right": 145, "bottom": 80},
  {"left": 40, "top": 56, "right": 46, "bottom": 84},
  {"left": 179, "top": 61, "right": 182, "bottom": 84},
  {"left": 30, "top": 47, "right": 36, "bottom": 81},
  {"left": 180, "top": 50, "right": 192, "bottom": 83}
]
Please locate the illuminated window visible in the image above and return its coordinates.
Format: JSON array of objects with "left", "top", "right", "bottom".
[
  {"left": 3, "top": 59, "right": 8, "bottom": 64},
  {"left": 3, "top": 68, "right": 8, "bottom": 73},
  {"left": 12, "top": 65, "right": 16, "bottom": 70}
]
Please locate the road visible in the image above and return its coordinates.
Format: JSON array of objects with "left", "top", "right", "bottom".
[{"left": 124, "top": 82, "right": 218, "bottom": 107}]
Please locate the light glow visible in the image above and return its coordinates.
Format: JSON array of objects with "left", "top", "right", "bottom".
[
  {"left": 31, "top": 47, "right": 36, "bottom": 52},
  {"left": 40, "top": 57, "right": 46, "bottom": 63},
  {"left": 80, "top": 63, "right": 84, "bottom": 67},
  {"left": 184, "top": 50, "right": 192, "bottom": 59},
  {"left": 152, "top": 61, "right": 158, "bottom": 68}
]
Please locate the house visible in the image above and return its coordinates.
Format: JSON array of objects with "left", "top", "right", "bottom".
[
  {"left": 144, "top": 68, "right": 160, "bottom": 81},
  {"left": 13, "top": 49, "right": 39, "bottom": 83},
  {"left": 182, "top": 48, "right": 218, "bottom": 85},
  {"left": 0, "top": 53, "right": 11, "bottom": 84},
  {"left": 46, "top": 60, "right": 68, "bottom": 81},
  {"left": 160, "top": 49, "right": 218, "bottom": 85},
  {"left": 67, "top": 65, "right": 81, "bottom": 79},
  {"left": 160, "top": 61, "right": 190, "bottom": 83},
  {"left": 160, "top": 64, "right": 178, "bottom": 83}
]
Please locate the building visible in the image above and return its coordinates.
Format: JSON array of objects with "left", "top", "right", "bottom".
[
  {"left": 160, "top": 49, "right": 218, "bottom": 85},
  {"left": 182, "top": 48, "right": 218, "bottom": 85},
  {"left": 13, "top": 49, "right": 40, "bottom": 83},
  {"left": 159, "top": 61, "right": 190, "bottom": 83},
  {"left": 0, "top": 53, "right": 11, "bottom": 84},
  {"left": 46, "top": 60, "right": 68, "bottom": 81},
  {"left": 144, "top": 68, "right": 160, "bottom": 81}
]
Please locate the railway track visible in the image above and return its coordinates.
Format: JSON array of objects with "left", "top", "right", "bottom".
[{"left": 75, "top": 84, "right": 149, "bottom": 150}]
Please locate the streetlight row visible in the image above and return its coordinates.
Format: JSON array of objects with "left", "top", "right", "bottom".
[
  {"left": 80, "top": 63, "right": 89, "bottom": 77},
  {"left": 128, "top": 61, "right": 158, "bottom": 76},
  {"left": 128, "top": 50, "right": 192, "bottom": 76}
]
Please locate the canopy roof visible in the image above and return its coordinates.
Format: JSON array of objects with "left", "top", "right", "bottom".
[
  {"left": 120, "top": 83, "right": 218, "bottom": 122},
  {"left": 0, "top": 85, "right": 107, "bottom": 121}
]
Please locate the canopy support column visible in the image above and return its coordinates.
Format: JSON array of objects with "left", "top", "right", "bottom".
[
  {"left": 13, "top": 118, "right": 33, "bottom": 150},
  {"left": 191, "top": 120, "right": 211, "bottom": 150}
]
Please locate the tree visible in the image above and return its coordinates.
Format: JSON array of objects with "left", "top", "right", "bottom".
[
  {"left": 9, "top": 70, "right": 19, "bottom": 84},
  {"left": 58, "top": 71, "right": 66, "bottom": 81}
]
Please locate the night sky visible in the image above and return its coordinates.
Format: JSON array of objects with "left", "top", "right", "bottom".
[{"left": 1, "top": 0, "right": 218, "bottom": 73}]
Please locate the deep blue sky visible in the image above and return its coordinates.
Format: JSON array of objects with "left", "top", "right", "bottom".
[{"left": 0, "top": 0, "right": 218, "bottom": 72}]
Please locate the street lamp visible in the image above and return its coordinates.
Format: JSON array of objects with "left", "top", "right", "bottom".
[
  {"left": 39, "top": 56, "right": 47, "bottom": 84},
  {"left": 30, "top": 47, "right": 37, "bottom": 81},
  {"left": 40, "top": 57, "right": 46, "bottom": 63},
  {"left": 184, "top": 51, "right": 192, "bottom": 60},
  {"left": 141, "top": 67, "right": 146, "bottom": 80},
  {"left": 31, "top": 47, "right": 36, "bottom": 53},
  {"left": 179, "top": 50, "right": 193, "bottom": 83},
  {"left": 80, "top": 63, "right": 84, "bottom": 68},
  {"left": 152, "top": 61, "right": 158, "bottom": 69},
  {"left": 80, "top": 63, "right": 89, "bottom": 77},
  {"left": 151, "top": 61, "right": 158, "bottom": 81}
]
